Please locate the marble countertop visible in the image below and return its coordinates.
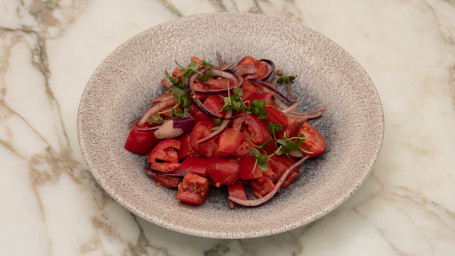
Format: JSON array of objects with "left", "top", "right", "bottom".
[{"left": 1, "top": 0, "right": 455, "bottom": 255}]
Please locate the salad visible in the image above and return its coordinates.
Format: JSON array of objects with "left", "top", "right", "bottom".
[{"left": 124, "top": 54, "right": 326, "bottom": 208}]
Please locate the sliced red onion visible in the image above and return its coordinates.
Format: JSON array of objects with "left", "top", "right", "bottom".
[
  {"left": 193, "top": 69, "right": 243, "bottom": 95},
  {"left": 153, "top": 117, "right": 195, "bottom": 139},
  {"left": 127, "top": 117, "right": 140, "bottom": 130},
  {"left": 197, "top": 111, "right": 232, "bottom": 144},
  {"left": 251, "top": 79, "right": 293, "bottom": 104},
  {"left": 135, "top": 126, "right": 160, "bottom": 131},
  {"left": 228, "top": 156, "right": 309, "bottom": 207},
  {"left": 284, "top": 105, "right": 326, "bottom": 120},
  {"left": 220, "top": 61, "right": 235, "bottom": 70},
  {"left": 282, "top": 102, "right": 300, "bottom": 113},
  {"left": 152, "top": 93, "right": 173, "bottom": 105},
  {"left": 289, "top": 150, "right": 304, "bottom": 158},
  {"left": 235, "top": 64, "right": 257, "bottom": 79},
  {"left": 188, "top": 68, "right": 242, "bottom": 120},
  {"left": 216, "top": 52, "right": 225, "bottom": 68},
  {"left": 284, "top": 82, "right": 297, "bottom": 102},
  {"left": 138, "top": 96, "right": 176, "bottom": 125},
  {"left": 258, "top": 59, "right": 275, "bottom": 81}
]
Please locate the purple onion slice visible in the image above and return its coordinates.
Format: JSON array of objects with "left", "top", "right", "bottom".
[
  {"left": 228, "top": 156, "right": 309, "bottom": 207},
  {"left": 153, "top": 117, "right": 195, "bottom": 139},
  {"left": 196, "top": 111, "right": 232, "bottom": 144},
  {"left": 258, "top": 59, "right": 275, "bottom": 81},
  {"left": 250, "top": 79, "right": 293, "bottom": 104}
]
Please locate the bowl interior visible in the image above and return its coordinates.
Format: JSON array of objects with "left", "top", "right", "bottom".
[{"left": 78, "top": 13, "right": 383, "bottom": 238}]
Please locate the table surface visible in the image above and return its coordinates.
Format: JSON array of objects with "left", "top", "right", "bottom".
[{"left": 1, "top": 0, "right": 455, "bottom": 255}]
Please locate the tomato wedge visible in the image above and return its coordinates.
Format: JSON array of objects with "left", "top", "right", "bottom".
[
  {"left": 217, "top": 128, "right": 245, "bottom": 157},
  {"left": 237, "top": 56, "right": 268, "bottom": 80},
  {"left": 203, "top": 95, "right": 226, "bottom": 117},
  {"left": 180, "top": 156, "right": 208, "bottom": 177},
  {"left": 124, "top": 124, "right": 159, "bottom": 155},
  {"left": 250, "top": 92, "right": 273, "bottom": 106},
  {"left": 147, "top": 139, "right": 181, "bottom": 172},
  {"left": 207, "top": 158, "right": 240, "bottom": 187},
  {"left": 298, "top": 122, "right": 326, "bottom": 157},
  {"left": 189, "top": 121, "right": 218, "bottom": 157},
  {"left": 238, "top": 156, "right": 264, "bottom": 180},
  {"left": 176, "top": 173, "right": 210, "bottom": 205},
  {"left": 250, "top": 176, "right": 275, "bottom": 198},
  {"left": 266, "top": 155, "right": 299, "bottom": 188},
  {"left": 232, "top": 114, "right": 270, "bottom": 144},
  {"left": 265, "top": 106, "right": 288, "bottom": 126},
  {"left": 227, "top": 183, "right": 247, "bottom": 200},
  {"left": 241, "top": 80, "right": 261, "bottom": 100},
  {"left": 232, "top": 140, "right": 251, "bottom": 158},
  {"left": 205, "top": 78, "right": 236, "bottom": 90},
  {"left": 178, "top": 133, "right": 198, "bottom": 159}
]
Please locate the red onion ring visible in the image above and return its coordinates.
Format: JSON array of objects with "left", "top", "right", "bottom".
[
  {"left": 196, "top": 111, "right": 232, "bottom": 144},
  {"left": 258, "top": 59, "right": 275, "bottom": 81},
  {"left": 188, "top": 68, "right": 242, "bottom": 120},
  {"left": 250, "top": 79, "right": 293, "bottom": 104},
  {"left": 228, "top": 156, "right": 309, "bottom": 207},
  {"left": 193, "top": 69, "right": 243, "bottom": 95},
  {"left": 281, "top": 102, "right": 300, "bottom": 113},
  {"left": 220, "top": 61, "right": 235, "bottom": 70},
  {"left": 138, "top": 96, "right": 176, "bottom": 125},
  {"left": 235, "top": 64, "right": 257, "bottom": 79}
]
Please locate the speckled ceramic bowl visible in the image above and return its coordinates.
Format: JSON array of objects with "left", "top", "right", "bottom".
[{"left": 78, "top": 13, "right": 383, "bottom": 238}]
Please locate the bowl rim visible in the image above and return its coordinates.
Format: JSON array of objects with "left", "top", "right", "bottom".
[{"left": 77, "top": 12, "right": 384, "bottom": 239}]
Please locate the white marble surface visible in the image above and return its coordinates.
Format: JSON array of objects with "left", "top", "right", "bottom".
[{"left": 1, "top": 0, "right": 455, "bottom": 255}]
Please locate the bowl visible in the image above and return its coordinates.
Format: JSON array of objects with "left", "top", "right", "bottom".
[{"left": 78, "top": 13, "right": 384, "bottom": 238}]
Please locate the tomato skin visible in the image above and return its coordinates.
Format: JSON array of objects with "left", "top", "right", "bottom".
[
  {"left": 176, "top": 173, "right": 210, "bottom": 205},
  {"left": 190, "top": 56, "right": 203, "bottom": 65},
  {"left": 250, "top": 177, "right": 275, "bottom": 198},
  {"left": 192, "top": 82, "right": 210, "bottom": 100},
  {"left": 178, "top": 134, "right": 198, "bottom": 159},
  {"left": 124, "top": 124, "right": 159, "bottom": 155},
  {"left": 189, "top": 104, "right": 210, "bottom": 122},
  {"left": 298, "top": 122, "right": 326, "bottom": 157},
  {"left": 189, "top": 121, "right": 218, "bottom": 157},
  {"left": 277, "top": 118, "right": 299, "bottom": 139},
  {"left": 180, "top": 157, "right": 208, "bottom": 177},
  {"left": 217, "top": 128, "right": 245, "bottom": 157},
  {"left": 238, "top": 156, "right": 263, "bottom": 180},
  {"left": 150, "top": 174, "right": 182, "bottom": 188},
  {"left": 237, "top": 56, "right": 268, "bottom": 80},
  {"left": 242, "top": 80, "right": 261, "bottom": 100},
  {"left": 205, "top": 78, "right": 236, "bottom": 90},
  {"left": 265, "top": 106, "right": 288, "bottom": 126},
  {"left": 207, "top": 158, "right": 240, "bottom": 186},
  {"left": 266, "top": 155, "right": 299, "bottom": 187},
  {"left": 227, "top": 183, "right": 247, "bottom": 200},
  {"left": 232, "top": 140, "right": 251, "bottom": 158},
  {"left": 232, "top": 114, "right": 270, "bottom": 144},
  {"left": 147, "top": 140, "right": 181, "bottom": 172},
  {"left": 203, "top": 95, "right": 226, "bottom": 118}
]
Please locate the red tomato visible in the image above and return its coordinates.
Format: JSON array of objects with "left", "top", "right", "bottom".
[
  {"left": 238, "top": 156, "right": 264, "bottom": 180},
  {"left": 124, "top": 124, "right": 159, "bottom": 155},
  {"left": 205, "top": 78, "right": 236, "bottom": 90},
  {"left": 237, "top": 56, "right": 268, "bottom": 80},
  {"left": 277, "top": 117, "right": 299, "bottom": 139},
  {"left": 190, "top": 56, "right": 203, "bottom": 65},
  {"left": 207, "top": 158, "right": 240, "bottom": 187},
  {"left": 241, "top": 80, "right": 261, "bottom": 100},
  {"left": 232, "top": 140, "right": 251, "bottom": 158},
  {"left": 171, "top": 67, "right": 182, "bottom": 83},
  {"left": 250, "top": 92, "right": 273, "bottom": 106},
  {"left": 147, "top": 140, "right": 181, "bottom": 172},
  {"left": 151, "top": 174, "right": 181, "bottom": 188},
  {"left": 203, "top": 95, "right": 226, "bottom": 117},
  {"left": 192, "top": 82, "right": 210, "bottom": 100},
  {"left": 232, "top": 114, "right": 270, "bottom": 144},
  {"left": 176, "top": 173, "right": 209, "bottom": 205},
  {"left": 265, "top": 106, "right": 288, "bottom": 126},
  {"left": 266, "top": 155, "right": 299, "bottom": 188},
  {"left": 227, "top": 183, "right": 247, "bottom": 200},
  {"left": 189, "top": 104, "right": 210, "bottom": 122},
  {"left": 250, "top": 177, "right": 275, "bottom": 198},
  {"left": 180, "top": 157, "right": 208, "bottom": 177},
  {"left": 298, "top": 122, "right": 326, "bottom": 157},
  {"left": 189, "top": 121, "right": 218, "bottom": 157},
  {"left": 217, "top": 128, "right": 245, "bottom": 157},
  {"left": 178, "top": 134, "right": 198, "bottom": 159}
]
